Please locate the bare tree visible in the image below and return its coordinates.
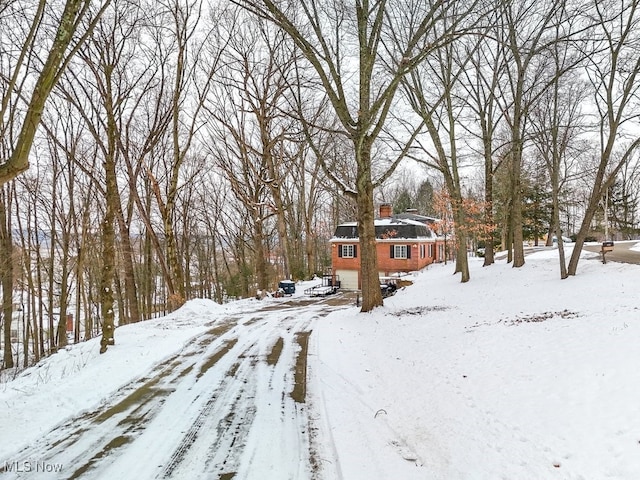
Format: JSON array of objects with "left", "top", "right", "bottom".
[
  {"left": 402, "top": 3, "right": 489, "bottom": 282},
  {"left": 280, "top": 134, "right": 333, "bottom": 279},
  {"left": 233, "top": 0, "right": 478, "bottom": 310},
  {"left": 567, "top": 0, "right": 640, "bottom": 275},
  {"left": 530, "top": 62, "right": 588, "bottom": 278},
  {"left": 0, "top": 184, "right": 14, "bottom": 368},
  {"left": 128, "top": 0, "right": 221, "bottom": 310},
  {"left": 0, "top": 0, "right": 112, "bottom": 185},
  {"left": 0, "top": 0, "right": 110, "bottom": 368},
  {"left": 209, "top": 13, "right": 299, "bottom": 283},
  {"left": 458, "top": 10, "right": 508, "bottom": 267},
  {"left": 58, "top": 0, "right": 148, "bottom": 352},
  {"left": 206, "top": 108, "right": 275, "bottom": 293},
  {"left": 495, "top": 0, "right": 577, "bottom": 268}
]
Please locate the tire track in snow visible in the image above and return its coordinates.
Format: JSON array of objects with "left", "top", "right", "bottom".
[
  {"left": 0, "top": 316, "right": 242, "bottom": 479},
  {"left": 161, "top": 306, "right": 332, "bottom": 479},
  {"left": 161, "top": 314, "right": 309, "bottom": 479},
  {"left": 1, "top": 295, "right": 355, "bottom": 480},
  {"left": 225, "top": 312, "right": 322, "bottom": 480},
  {"left": 159, "top": 338, "right": 261, "bottom": 479}
]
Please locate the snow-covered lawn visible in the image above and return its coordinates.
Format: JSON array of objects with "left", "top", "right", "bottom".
[
  {"left": 312, "top": 247, "right": 640, "bottom": 480},
  {"left": 1, "top": 245, "right": 639, "bottom": 479}
]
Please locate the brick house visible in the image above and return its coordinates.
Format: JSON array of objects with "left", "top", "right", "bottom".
[{"left": 330, "top": 204, "right": 448, "bottom": 290}]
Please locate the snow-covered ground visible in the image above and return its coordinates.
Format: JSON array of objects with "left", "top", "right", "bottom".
[{"left": 1, "top": 244, "right": 640, "bottom": 479}]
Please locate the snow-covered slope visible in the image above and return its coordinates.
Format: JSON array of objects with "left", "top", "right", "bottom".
[
  {"left": 311, "top": 246, "right": 640, "bottom": 480},
  {"left": 1, "top": 244, "right": 639, "bottom": 480}
]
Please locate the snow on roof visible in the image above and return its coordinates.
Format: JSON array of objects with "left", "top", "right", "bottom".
[
  {"left": 336, "top": 217, "right": 435, "bottom": 228},
  {"left": 332, "top": 217, "right": 436, "bottom": 240}
]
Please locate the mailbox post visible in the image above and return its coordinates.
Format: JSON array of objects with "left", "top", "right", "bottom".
[{"left": 601, "top": 241, "right": 614, "bottom": 264}]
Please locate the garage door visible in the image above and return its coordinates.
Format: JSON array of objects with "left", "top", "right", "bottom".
[{"left": 335, "top": 269, "right": 359, "bottom": 290}]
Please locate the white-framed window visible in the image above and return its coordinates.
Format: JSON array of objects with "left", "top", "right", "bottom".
[
  {"left": 339, "top": 244, "right": 357, "bottom": 258},
  {"left": 428, "top": 244, "right": 434, "bottom": 258},
  {"left": 391, "top": 244, "right": 409, "bottom": 259},
  {"left": 420, "top": 244, "right": 426, "bottom": 258}
]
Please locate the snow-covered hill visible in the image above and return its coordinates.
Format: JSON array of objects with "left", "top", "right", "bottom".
[{"left": 1, "top": 244, "right": 639, "bottom": 479}]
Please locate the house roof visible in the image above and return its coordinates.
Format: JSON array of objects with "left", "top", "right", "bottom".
[
  {"left": 332, "top": 218, "right": 435, "bottom": 240},
  {"left": 394, "top": 212, "right": 440, "bottom": 225}
]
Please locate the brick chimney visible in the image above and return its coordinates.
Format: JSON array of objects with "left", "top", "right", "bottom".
[{"left": 379, "top": 203, "right": 392, "bottom": 219}]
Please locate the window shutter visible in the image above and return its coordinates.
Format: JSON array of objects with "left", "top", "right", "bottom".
[
  {"left": 338, "top": 245, "right": 343, "bottom": 257},
  {"left": 353, "top": 245, "right": 358, "bottom": 258},
  {"left": 406, "top": 245, "right": 411, "bottom": 259},
  {"left": 390, "top": 245, "right": 395, "bottom": 258}
]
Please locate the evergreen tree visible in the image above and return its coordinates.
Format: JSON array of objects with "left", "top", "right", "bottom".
[
  {"left": 608, "top": 180, "right": 640, "bottom": 239},
  {"left": 393, "top": 189, "right": 414, "bottom": 214},
  {"left": 522, "top": 182, "right": 553, "bottom": 245},
  {"left": 415, "top": 180, "right": 435, "bottom": 216}
]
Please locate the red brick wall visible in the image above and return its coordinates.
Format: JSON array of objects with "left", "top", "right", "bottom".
[
  {"left": 332, "top": 241, "right": 440, "bottom": 275},
  {"left": 377, "top": 242, "right": 430, "bottom": 273},
  {"left": 331, "top": 243, "right": 360, "bottom": 272},
  {"left": 379, "top": 203, "right": 393, "bottom": 218}
]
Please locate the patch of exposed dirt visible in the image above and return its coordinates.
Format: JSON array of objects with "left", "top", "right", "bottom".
[
  {"left": 197, "top": 338, "right": 239, "bottom": 379},
  {"left": 468, "top": 310, "right": 581, "bottom": 330},
  {"left": 500, "top": 310, "right": 580, "bottom": 326},
  {"left": 322, "top": 291, "right": 359, "bottom": 306},
  {"left": 391, "top": 306, "right": 450, "bottom": 316},
  {"left": 195, "top": 321, "right": 237, "bottom": 348},
  {"left": 291, "top": 331, "right": 312, "bottom": 403},
  {"left": 266, "top": 337, "right": 284, "bottom": 366},
  {"left": 69, "top": 435, "right": 132, "bottom": 479}
]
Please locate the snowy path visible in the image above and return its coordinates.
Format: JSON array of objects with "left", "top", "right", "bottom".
[{"left": 1, "top": 297, "right": 352, "bottom": 480}]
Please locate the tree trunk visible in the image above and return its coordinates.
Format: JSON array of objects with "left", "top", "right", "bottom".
[
  {"left": 55, "top": 233, "right": 70, "bottom": 348},
  {"left": 567, "top": 192, "right": 604, "bottom": 276},
  {"left": 266, "top": 142, "right": 292, "bottom": 280},
  {"left": 163, "top": 196, "right": 184, "bottom": 310},
  {"left": 0, "top": 0, "right": 89, "bottom": 185},
  {"left": 254, "top": 219, "right": 269, "bottom": 292},
  {"left": 14, "top": 191, "right": 37, "bottom": 362},
  {"left": 355, "top": 145, "right": 382, "bottom": 312},
  {"left": 116, "top": 211, "right": 141, "bottom": 323},
  {"left": 21, "top": 211, "right": 40, "bottom": 361},
  {"left": 100, "top": 190, "right": 116, "bottom": 353},
  {"left": 0, "top": 189, "right": 14, "bottom": 369},
  {"left": 483, "top": 144, "right": 495, "bottom": 266},
  {"left": 452, "top": 210, "right": 470, "bottom": 282},
  {"left": 510, "top": 135, "right": 525, "bottom": 268},
  {"left": 99, "top": 114, "right": 118, "bottom": 353},
  {"left": 550, "top": 143, "right": 567, "bottom": 279}
]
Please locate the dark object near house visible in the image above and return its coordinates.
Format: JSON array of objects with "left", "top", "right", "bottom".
[
  {"left": 304, "top": 274, "right": 341, "bottom": 296},
  {"left": 380, "top": 281, "right": 397, "bottom": 298},
  {"left": 278, "top": 280, "right": 296, "bottom": 295}
]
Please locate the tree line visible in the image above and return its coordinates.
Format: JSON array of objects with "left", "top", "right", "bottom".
[{"left": 1, "top": 0, "right": 639, "bottom": 369}]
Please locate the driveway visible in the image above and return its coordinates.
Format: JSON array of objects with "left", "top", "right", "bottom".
[
  {"left": 493, "top": 241, "right": 640, "bottom": 265},
  {"left": 0, "top": 293, "right": 356, "bottom": 480},
  {"left": 582, "top": 240, "right": 640, "bottom": 265}
]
